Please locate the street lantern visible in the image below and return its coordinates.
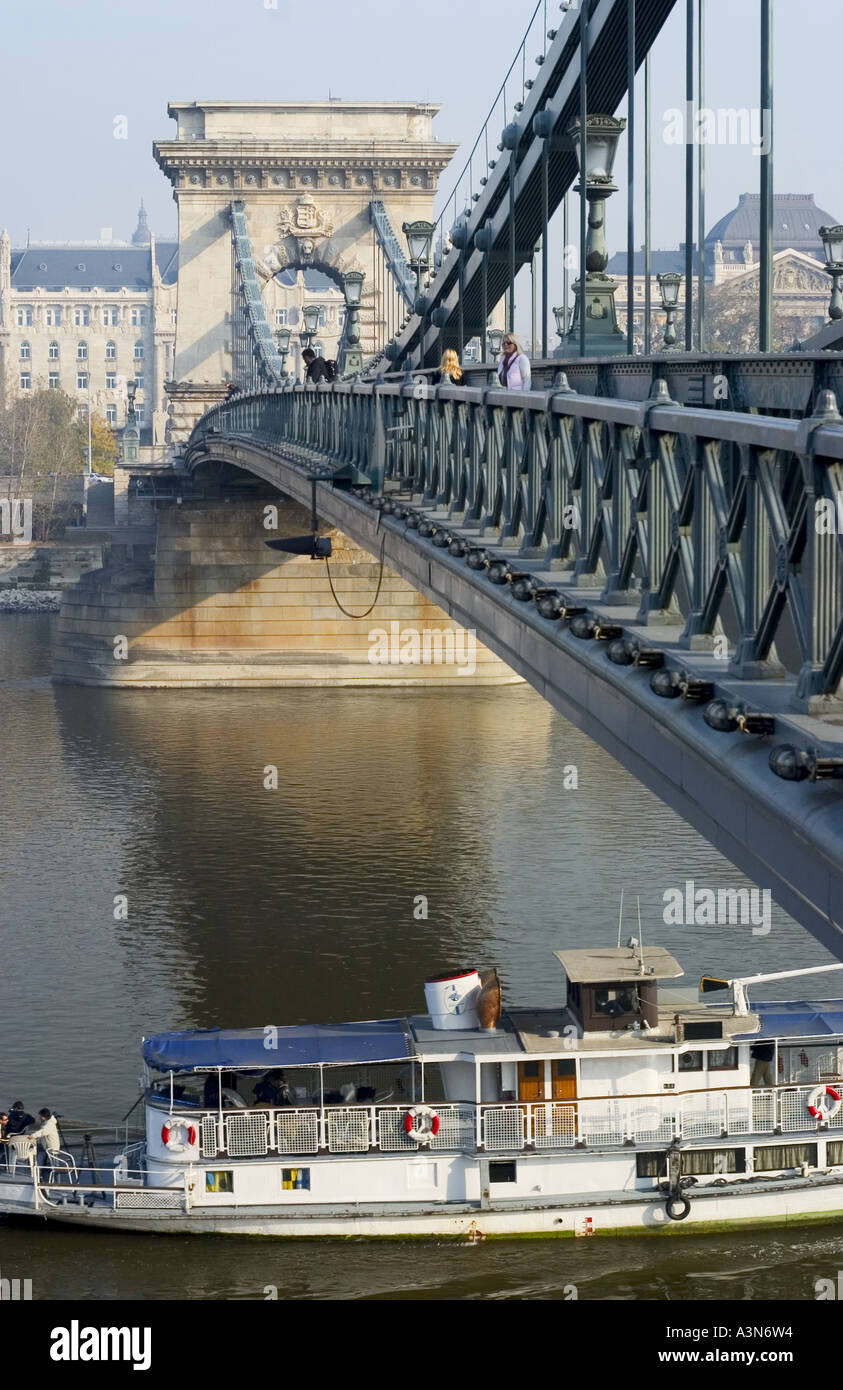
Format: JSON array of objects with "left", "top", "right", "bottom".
[
  {"left": 657, "top": 272, "right": 682, "bottom": 347},
  {"left": 342, "top": 270, "right": 365, "bottom": 308},
  {"left": 552, "top": 304, "right": 568, "bottom": 340},
  {"left": 302, "top": 303, "right": 321, "bottom": 337},
  {"left": 569, "top": 114, "right": 625, "bottom": 184},
  {"left": 819, "top": 225, "right": 843, "bottom": 321},
  {"left": 275, "top": 325, "right": 292, "bottom": 354},
  {"left": 487, "top": 327, "right": 504, "bottom": 359},
  {"left": 402, "top": 219, "right": 435, "bottom": 271}
]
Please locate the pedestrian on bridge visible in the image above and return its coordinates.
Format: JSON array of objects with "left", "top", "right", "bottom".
[
  {"left": 433, "top": 349, "right": 464, "bottom": 386},
  {"left": 497, "top": 334, "right": 531, "bottom": 391}
]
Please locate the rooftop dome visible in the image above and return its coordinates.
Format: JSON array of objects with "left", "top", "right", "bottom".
[{"left": 705, "top": 193, "right": 838, "bottom": 257}]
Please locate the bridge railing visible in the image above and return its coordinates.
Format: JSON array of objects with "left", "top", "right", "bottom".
[{"left": 189, "top": 376, "right": 843, "bottom": 705}]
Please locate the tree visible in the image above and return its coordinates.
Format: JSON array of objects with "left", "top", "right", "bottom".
[
  {"left": 0, "top": 380, "right": 89, "bottom": 538},
  {"left": 80, "top": 412, "right": 118, "bottom": 477}
]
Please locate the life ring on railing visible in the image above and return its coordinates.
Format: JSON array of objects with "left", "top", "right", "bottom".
[
  {"left": 161, "top": 1120, "right": 198, "bottom": 1152},
  {"left": 403, "top": 1105, "right": 440, "bottom": 1145},
  {"left": 807, "top": 1084, "right": 841, "bottom": 1121}
]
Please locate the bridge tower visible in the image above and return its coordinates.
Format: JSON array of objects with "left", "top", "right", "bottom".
[{"left": 153, "top": 101, "right": 456, "bottom": 442}]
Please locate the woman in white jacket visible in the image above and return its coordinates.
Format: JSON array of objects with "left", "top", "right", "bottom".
[{"left": 497, "top": 333, "right": 532, "bottom": 391}]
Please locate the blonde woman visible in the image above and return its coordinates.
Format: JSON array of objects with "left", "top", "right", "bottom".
[
  {"left": 497, "top": 333, "right": 532, "bottom": 391},
  {"left": 434, "top": 349, "right": 463, "bottom": 385}
]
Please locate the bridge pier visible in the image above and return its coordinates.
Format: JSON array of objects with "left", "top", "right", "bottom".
[{"left": 52, "top": 495, "right": 518, "bottom": 688}]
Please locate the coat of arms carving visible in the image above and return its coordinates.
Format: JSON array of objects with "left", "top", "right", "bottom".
[{"left": 278, "top": 196, "right": 334, "bottom": 242}]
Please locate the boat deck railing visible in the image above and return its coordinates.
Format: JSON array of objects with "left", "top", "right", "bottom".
[{"left": 189, "top": 1085, "right": 843, "bottom": 1159}]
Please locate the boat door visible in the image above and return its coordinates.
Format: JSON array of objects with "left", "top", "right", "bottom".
[
  {"left": 550, "top": 1059, "right": 577, "bottom": 1100},
  {"left": 517, "top": 1061, "right": 543, "bottom": 1101}
]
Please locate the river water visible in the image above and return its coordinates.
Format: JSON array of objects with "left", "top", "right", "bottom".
[{"left": 2, "top": 614, "right": 842, "bottom": 1301}]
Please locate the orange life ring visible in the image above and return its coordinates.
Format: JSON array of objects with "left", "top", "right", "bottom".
[
  {"left": 161, "top": 1120, "right": 198, "bottom": 1151},
  {"left": 808, "top": 1084, "right": 841, "bottom": 1121},
  {"left": 404, "top": 1106, "right": 440, "bottom": 1144}
]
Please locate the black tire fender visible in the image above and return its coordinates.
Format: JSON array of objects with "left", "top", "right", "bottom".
[{"left": 665, "top": 1193, "right": 692, "bottom": 1221}]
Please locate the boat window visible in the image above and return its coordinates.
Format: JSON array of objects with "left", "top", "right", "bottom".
[
  {"left": 825, "top": 1141, "right": 843, "bottom": 1166},
  {"left": 677, "top": 1050, "right": 704, "bottom": 1072},
  {"left": 636, "top": 1148, "right": 746, "bottom": 1177},
  {"left": 489, "top": 1160, "right": 517, "bottom": 1184},
  {"left": 205, "top": 1170, "right": 233, "bottom": 1194},
  {"left": 281, "top": 1167, "right": 310, "bottom": 1191},
  {"left": 708, "top": 1047, "right": 739, "bottom": 1071},
  {"left": 754, "top": 1143, "right": 817, "bottom": 1172},
  {"left": 594, "top": 986, "right": 638, "bottom": 1016}
]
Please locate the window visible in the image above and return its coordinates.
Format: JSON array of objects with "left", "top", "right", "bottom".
[
  {"left": 131, "top": 306, "right": 148, "bottom": 326},
  {"left": 594, "top": 986, "right": 638, "bottom": 1017},
  {"left": 45, "top": 306, "right": 62, "bottom": 326},
  {"left": 48, "top": 372, "right": 60, "bottom": 389},
  {"left": 74, "top": 306, "right": 90, "bottom": 327},
  {"left": 489, "top": 1161, "right": 517, "bottom": 1183},
  {"left": 135, "top": 403, "right": 145, "bottom": 423},
  {"left": 313, "top": 341, "right": 324, "bottom": 356},
  {"left": 106, "top": 404, "right": 117, "bottom": 425},
  {"left": 275, "top": 309, "right": 287, "bottom": 326},
  {"left": 105, "top": 372, "right": 117, "bottom": 389},
  {"left": 48, "top": 340, "right": 60, "bottom": 360},
  {"left": 77, "top": 341, "right": 88, "bottom": 361},
  {"left": 204, "top": 1170, "right": 233, "bottom": 1194},
  {"left": 134, "top": 375, "right": 144, "bottom": 391},
  {"left": 19, "top": 341, "right": 30, "bottom": 360},
  {"left": 637, "top": 1149, "right": 746, "bottom": 1178},
  {"left": 103, "top": 306, "right": 119, "bottom": 326},
  {"left": 105, "top": 340, "right": 117, "bottom": 361},
  {"left": 754, "top": 1143, "right": 817, "bottom": 1173},
  {"left": 134, "top": 340, "right": 144, "bottom": 360},
  {"left": 677, "top": 1050, "right": 704, "bottom": 1072},
  {"left": 318, "top": 306, "right": 326, "bottom": 327},
  {"left": 708, "top": 1047, "right": 739, "bottom": 1071},
  {"left": 16, "top": 307, "right": 32, "bottom": 327},
  {"left": 77, "top": 372, "right": 88, "bottom": 390},
  {"left": 281, "top": 1167, "right": 310, "bottom": 1191},
  {"left": 19, "top": 373, "right": 31, "bottom": 390}
]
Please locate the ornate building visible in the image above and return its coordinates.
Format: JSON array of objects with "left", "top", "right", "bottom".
[
  {"left": 0, "top": 206, "right": 177, "bottom": 448},
  {"left": 607, "top": 192, "right": 839, "bottom": 350}
]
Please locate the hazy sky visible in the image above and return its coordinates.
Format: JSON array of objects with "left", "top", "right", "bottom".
[{"left": 3, "top": 0, "right": 839, "bottom": 262}]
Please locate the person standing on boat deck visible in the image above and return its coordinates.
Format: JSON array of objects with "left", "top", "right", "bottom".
[
  {"left": 750, "top": 1042, "right": 775, "bottom": 1088},
  {"left": 496, "top": 334, "right": 531, "bottom": 391},
  {"left": 5, "top": 1101, "right": 33, "bottom": 1135},
  {"left": 254, "top": 1069, "right": 293, "bottom": 1107},
  {"left": 28, "top": 1108, "right": 60, "bottom": 1181}
]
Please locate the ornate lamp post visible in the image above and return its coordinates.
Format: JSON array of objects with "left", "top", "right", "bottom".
[
  {"left": 403, "top": 220, "right": 435, "bottom": 366},
  {"left": 301, "top": 303, "right": 321, "bottom": 346},
  {"left": 552, "top": 304, "right": 568, "bottom": 344},
  {"left": 121, "top": 379, "right": 140, "bottom": 465},
  {"left": 656, "top": 272, "right": 682, "bottom": 347},
  {"left": 340, "top": 270, "right": 365, "bottom": 375},
  {"left": 275, "top": 325, "right": 292, "bottom": 382},
  {"left": 819, "top": 225, "right": 843, "bottom": 321},
  {"left": 560, "top": 114, "right": 627, "bottom": 357}
]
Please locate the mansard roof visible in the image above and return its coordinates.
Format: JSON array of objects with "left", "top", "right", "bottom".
[{"left": 9, "top": 242, "right": 178, "bottom": 290}]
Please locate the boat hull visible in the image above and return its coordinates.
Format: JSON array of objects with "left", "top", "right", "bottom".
[{"left": 6, "top": 1174, "right": 843, "bottom": 1239}]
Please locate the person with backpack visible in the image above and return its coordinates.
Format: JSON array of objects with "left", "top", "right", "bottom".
[{"left": 302, "top": 348, "right": 337, "bottom": 384}]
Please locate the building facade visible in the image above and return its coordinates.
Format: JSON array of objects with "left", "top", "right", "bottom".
[
  {"left": 606, "top": 192, "right": 839, "bottom": 350},
  {"left": 0, "top": 207, "right": 177, "bottom": 450}
]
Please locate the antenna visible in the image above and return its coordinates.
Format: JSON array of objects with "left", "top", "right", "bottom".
[
  {"left": 617, "top": 889, "right": 624, "bottom": 950},
  {"left": 636, "top": 897, "right": 645, "bottom": 974}
]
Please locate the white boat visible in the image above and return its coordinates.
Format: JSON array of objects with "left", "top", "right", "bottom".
[{"left": 6, "top": 946, "right": 843, "bottom": 1238}]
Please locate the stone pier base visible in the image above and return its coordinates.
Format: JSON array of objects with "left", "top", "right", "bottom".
[{"left": 52, "top": 498, "right": 519, "bottom": 687}]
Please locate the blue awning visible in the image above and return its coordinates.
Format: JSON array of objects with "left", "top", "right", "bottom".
[
  {"left": 736, "top": 1000, "right": 843, "bottom": 1041},
  {"left": 142, "top": 1020, "right": 412, "bottom": 1072}
]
